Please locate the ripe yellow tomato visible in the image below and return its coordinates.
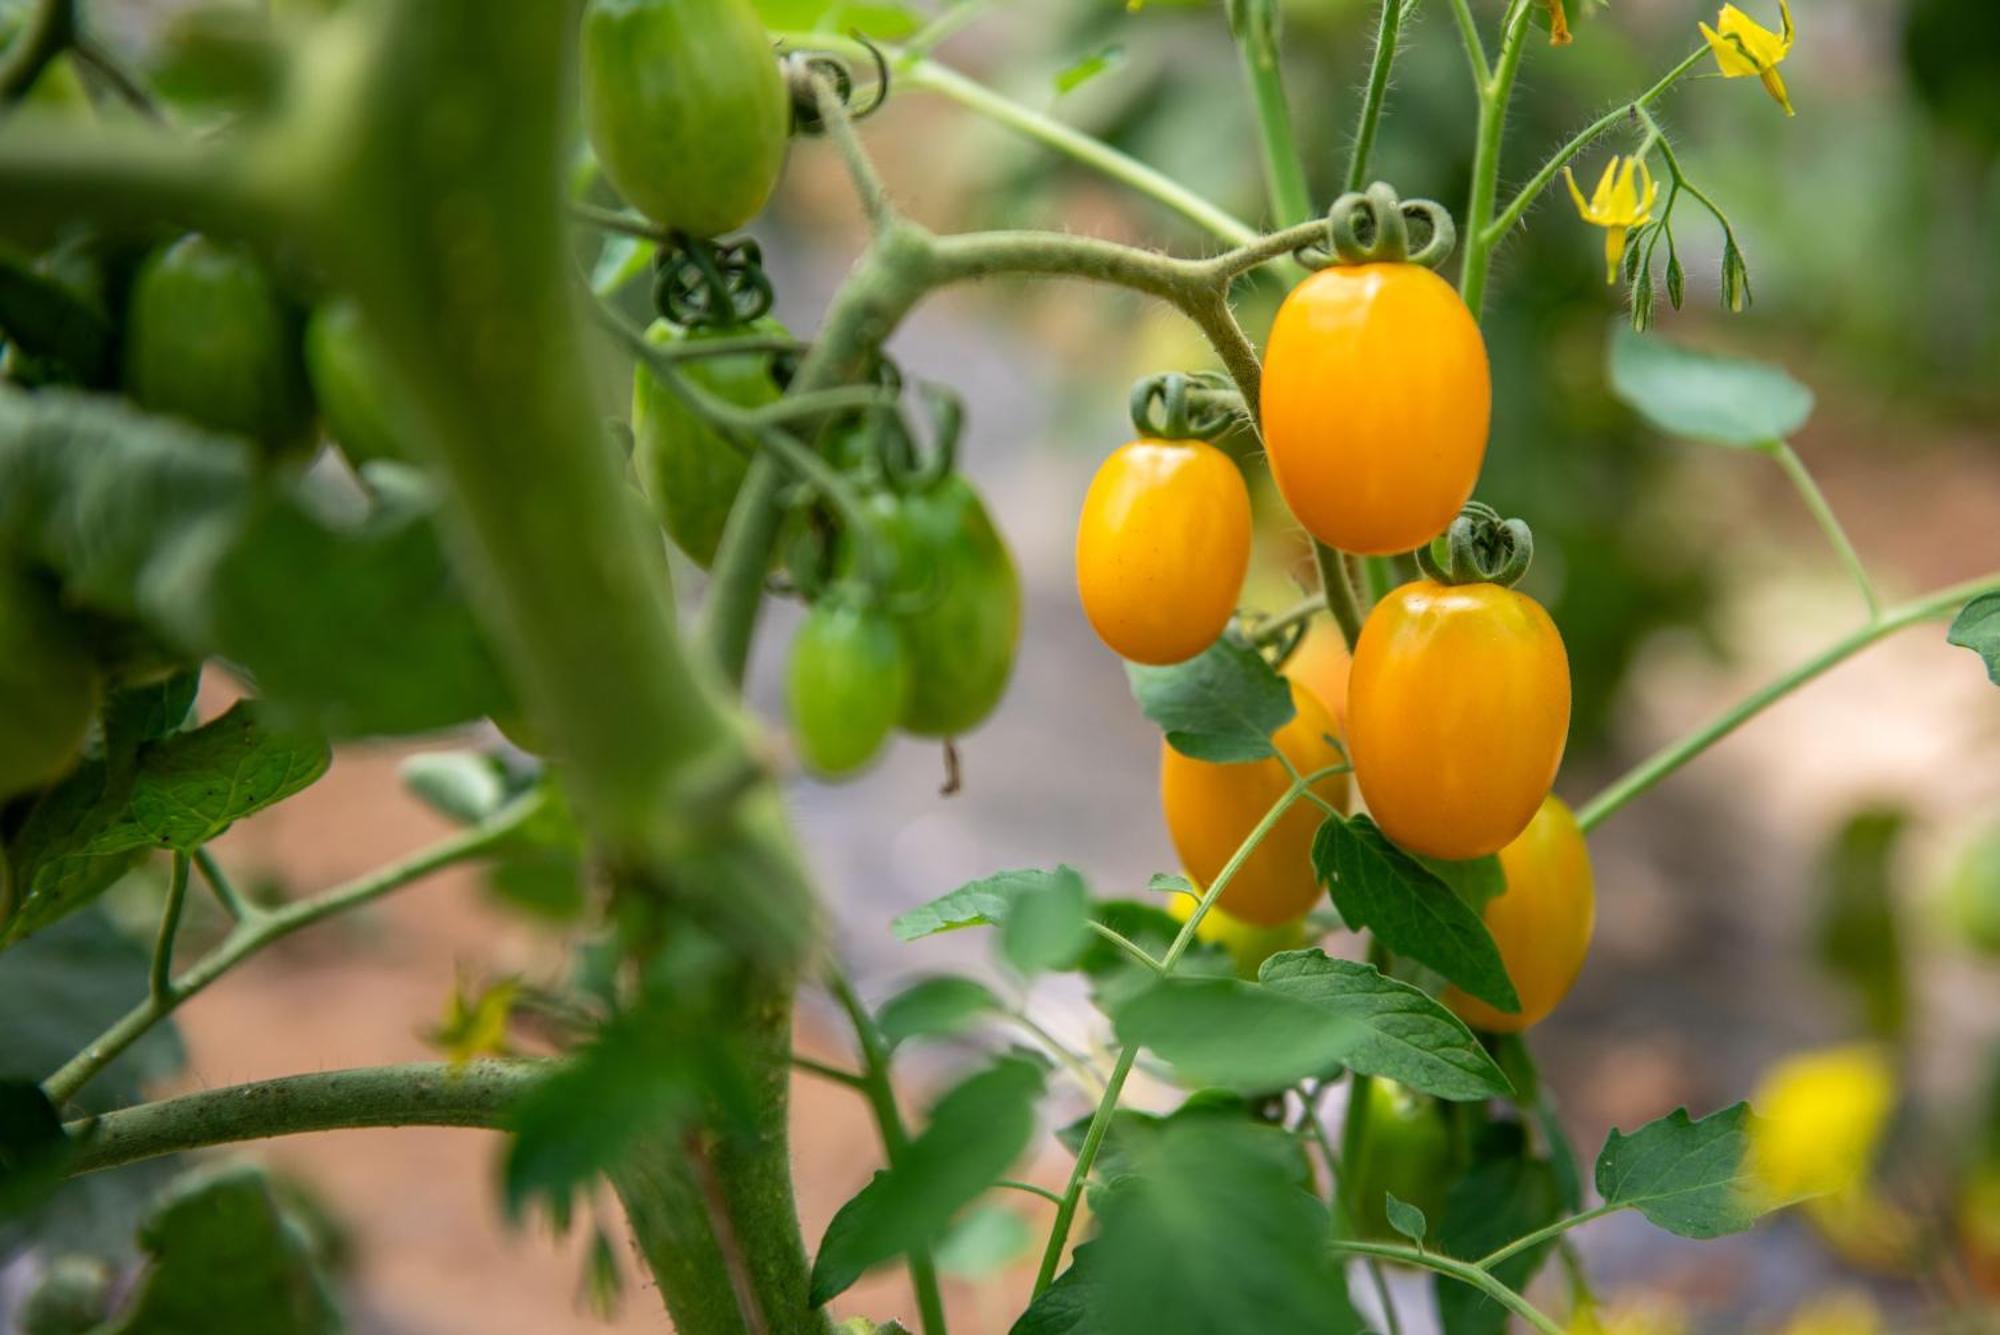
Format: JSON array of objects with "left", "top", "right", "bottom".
[
  {"left": 1447, "top": 796, "right": 1594, "bottom": 1033},
  {"left": 1075, "top": 438, "right": 1251, "bottom": 665},
  {"left": 1259, "top": 264, "right": 1490, "bottom": 555},
  {"left": 1160, "top": 681, "right": 1348, "bottom": 926},
  {"left": 1347, "top": 579, "right": 1569, "bottom": 860},
  {"left": 1282, "top": 620, "right": 1350, "bottom": 734}
]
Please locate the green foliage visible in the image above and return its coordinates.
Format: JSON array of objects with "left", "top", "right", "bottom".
[
  {"left": 811, "top": 1055, "right": 1046, "bottom": 1305},
  {"left": 934, "top": 1203, "right": 1034, "bottom": 1278},
  {"left": 1433, "top": 1122, "right": 1562, "bottom": 1335},
  {"left": 1594, "top": 1102, "right": 1764, "bottom": 1238},
  {"left": 0, "top": 250, "right": 112, "bottom": 388},
  {"left": 1815, "top": 806, "right": 1910, "bottom": 1039},
  {"left": 892, "top": 865, "right": 1087, "bottom": 942},
  {"left": 1000, "top": 867, "right": 1090, "bottom": 976},
  {"left": 399, "top": 750, "right": 510, "bottom": 826},
  {"left": 1126, "top": 638, "right": 1293, "bottom": 763},
  {"left": 1607, "top": 326, "right": 1814, "bottom": 448},
  {"left": 874, "top": 976, "right": 1003, "bottom": 1049},
  {"left": 1311, "top": 815, "right": 1519, "bottom": 1014},
  {"left": 1948, "top": 592, "right": 2000, "bottom": 685},
  {"left": 1109, "top": 975, "right": 1355, "bottom": 1091},
  {"left": 1383, "top": 1191, "right": 1427, "bottom": 1246}
]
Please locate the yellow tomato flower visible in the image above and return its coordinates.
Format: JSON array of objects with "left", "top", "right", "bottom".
[
  {"left": 1700, "top": 0, "right": 1797, "bottom": 116},
  {"left": 1563, "top": 155, "right": 1659, "bottom": 284},
  {"left": 1745, "top": 1043, "right": 1896, "bottom": 1209}
]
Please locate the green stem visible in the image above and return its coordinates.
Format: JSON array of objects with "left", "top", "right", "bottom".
[
  {"left": 1442, "top": 0, "right": 1490, "bottom": 87},
  {"left": 1230, "top": 0, "right": 1314, "bottom": 228},
  {"left": 791, "top": 1054, "right": 867, "bottom": 1088},
  {"left": 1764, "top": 438, "right": 1880, "bottom": 620},
  {"left": 1296, "top": 1090, "right": 1401, "bottom": 1335},
  {"left": 1457, "top": 0, "right": 1536, "bottom": 318},
  {"left": 998, "top": 1178, "right": 1065, "bottom": 1206},
  {"left": 1006, "top": 1009, "right": 1107, "bottom": 1095},
  {"left": 41, "top": 793, "right": 545, "bottom": 1109},
  {"left": 148, "top": 854, "right": 190, "bottom": 1005},
  {"left": 1344, "top": 0, "right": 1408, "bottom": 195},
  {"left": 63, "top": 1061, "right": 541, "bottom": 1176},
  {"left": 1480, "top": 47, "right": 1707, "bottom": 251},
  {"left": 1576, "top": 572, "right": 2000, "bottom": 832},
  {"left": 1252, "top": 593, "right": 1328, "bottom": 644},
  {"left": 193, "top": 849, "right": 252, "bottom": 921},
  {"left": 1330, "top": 1240, "right": 1564, "bottom": 1335},
  {"left": 1474, "top": 1202, "right": 1616, "bottom": 1272},
  {"left": 1314, "top": 541, "right": 1366, "bottom": 651},
  {"left": 827, "top": 970, "right": 949, "bottom": 1335},
  {"left": 1086, "top": 920, "right": 1164, "bottom": 974},
  {"left": 0, "top": 0, "right": 73, "bottom": 104}
]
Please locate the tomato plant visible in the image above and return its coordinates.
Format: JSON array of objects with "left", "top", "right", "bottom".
[{"left": 1, "top": 1, "right": 1994, "bottom": 1333}]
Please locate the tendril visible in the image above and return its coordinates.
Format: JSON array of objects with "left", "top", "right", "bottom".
[
  {"left": 1414, "top": 501, "right": 1536, "bottom": 588},
  {"left": 783, "top": 37, "right": 890, "bottom": 136},
  {"left": 1128, "top": 370, "right": 1244, "bottom": 441},
  {"left": 652, "top": 234, "right": 775, "bottom": 328}
]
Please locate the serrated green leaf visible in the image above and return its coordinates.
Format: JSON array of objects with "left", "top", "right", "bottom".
[
  {"left": 1948, "top": 593, "right": 2000, "bottom": 686},
  {"left": 1311, "top": 816, "right": 1518, "bottom": 1014},
  {"left": 892, "top": 866, "right": 1085, "bottom": 941},
  {"left": 1607, "top": 326, "right": 1813, "bottom": 447},
  {"left": 1010, "top": 1243, "right": 1102, "bottom": 1335},
  {"left": 1384, "top": 1191, "right": 1427, "bottom": 1246},
  {"left": 1594, "top": 1102, "right": 1764, "bottom": 1239},
  {"left": 1257, "top": 950, "right": 1510, "bottom": 1101},
  {"left": 810, "top": 1055, "right": 1046, "bottom": 1304},
  {"left": 875, "top": 975, "right": 1002, "bottom": 1048},
  {"left": 1127, "top": 639, "right": 1292, "bottom": 763},
  {"left": 1109, "top": 974, "right": 1354, "bottom": 1091},
  {"left": 1001, "top": 867, "right": 1089, "bottom": 975}
]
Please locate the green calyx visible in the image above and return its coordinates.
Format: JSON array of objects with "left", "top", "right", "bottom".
[
  {"left": 1415, "top": 501, "right": 1535, "bottom": 588},
  {"left": 1128, "top": 369, "right": 1244, "bottom": 442},
  {"left": 783, "top": 43, "right": 889, "bottom": 136},
  {"left": 653, "top": 233, "right": 775, "bottom": 328},
  {"left": 1300, "top": 181, "right": 1457, "bottom": 270}
]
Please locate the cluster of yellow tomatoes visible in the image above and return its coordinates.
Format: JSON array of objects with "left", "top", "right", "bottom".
[{"left": 1075, "top": 246, "right": 1594, "bottom": 1034}]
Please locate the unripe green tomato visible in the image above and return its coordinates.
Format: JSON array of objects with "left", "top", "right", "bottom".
[
  {"left": 631, "top": 318, "right": 786, "bottom": 568},
  {"left": 123, "top": 234, "right": 314, "bottom": 455},
  {"left": 1947, "top": 824, "right": 2000, "bottom": 956},
  {"left": 580, "top": 0, "right": 790, "bottom": 237},
  {"left": 872, "top": 477, "right": 1021, "bottom": 739},
  {"left": 0, "top": 571, "right": 99, "bottom": 801},
  {"left": 304, "top": 298, "right": 413, "bottom": 465},
  {"left": 1347, "top": 1078, "right": 1452, "bottom": 1242},
  {"left": 786, "top": 601, "right": 910, "bottom": 777}
]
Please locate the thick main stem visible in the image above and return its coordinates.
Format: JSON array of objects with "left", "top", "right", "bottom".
[{"left": 1345, "top": 0, "right": 1407, "bottom": 195}]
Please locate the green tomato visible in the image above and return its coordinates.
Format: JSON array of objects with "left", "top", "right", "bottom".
[
  {"left": 580, "top": 0, "right": 790, "bottom": 237},
  {"left": 786, "top": 601, "right": 910, "bottom": 777},
  {"left": 122, "top": 234, "right": 314, "bottom": 455},
  {"left": 631, "top": 317, "right": 785, "bottom": 568},
  {"left": 304, "top": 298, "right": 413, "bottom": 465},
  {"left": 1346, "top": 1079, "right": 1453, "bottom": 1243},
  {"left": 0, "top": 570, "right": 99, "bottom": 802},
  {"left": 873, "top": 477, "right": 1021, "bottom": 739}
]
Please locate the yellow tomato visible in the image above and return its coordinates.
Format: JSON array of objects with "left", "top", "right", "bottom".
[
  {"left": 1075, "top": 438, "right": 1251, "bottom": 665},
  {"left": 1282, "top": 620, "right": 1351, "bottom": 734},
  {"left": 1447, "top": 796, "right": 1595, "bottom": 1033},
  {"left": 1160, "top": 681, "right": 1348, "bottom": 926},
  {"left": 1347, "top": 579, "right": 1570, "bottom": 860},
  {"left": 1259, "top": 264, "right": 1490, "bottom": 555}
]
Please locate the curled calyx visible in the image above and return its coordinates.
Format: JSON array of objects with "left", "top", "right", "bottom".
[
  {"left": 1415, "top": 501, "right": 1535, "bottom": 588},
  {"left": 1296, "top": 181, "right": 1457, "bottom": 271},
  {"left": 1128, "top": 369, "right": 1244, "bottom": 442},
  {"left": 653, "top": 233, "right": 774, "bottom": 327},
  {"left": 782, "top": 38, "right": 890, "bottom": 136}
]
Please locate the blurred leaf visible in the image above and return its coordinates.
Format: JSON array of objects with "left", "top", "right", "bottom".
[
  {"left": 4, "top": 703, "right": 327, "bottom": 946},
  {"left": 1109, "top": 975, "right": 1353, "bottom": 1091},
  {"left": 1001, "top": 866, "right": 1089, "bottom": 975},
  {"left": 148, "top": 6, "right": 286, "bottom": 116},
  {"left": 1384, "top": 1192, "right": 1427, "bottom": 1246},
  {"left": 892, "top": 865, "right": 1086, "bottom": 941},
  {"left": 1815, "top": 807, "right": 1909, "bottom": 1039},
  {"left": 1607, "top": 327, "right": 1812, "bottom": 447},
  {"left": 1010, "top": 1243, "right": 1101, "bottom": 1335},
  {"left": 934, "top": 1202, "right": 1033, "bottom": 1278},
  {"left": 1312, "top": 815, "right": 1519, "bottom": 1014},
  {"left": 1055, "top": 1094, "right": 1309, "bottom": 1192},
  {"left": 1595, "top": 1103, "right": 1764, "bottom": 1238},
  {"left": 1258, "top": 950, "right": 1511, "bottom": 1101},
  {"left": 1434, "top": 1122, "right": 1561, "bottom": 1335},
  {"left": 876, "top": 975, "right": 1003, "bottom": 1048},
  {"left": 1127, "top": 639, "right": 1292, "bottom": 763},
  {"left": 1946, "top": 822, "right": 2000, "bottom": 956},
  {"left": 1948, "top": 593, "right": 2000, "bottom": 685},
  {"left": 400, "top": 750, "right": 509, "bottom": 825},
  {"left": 1054, "top": 44, "right": 1124, "bottom": 95},
  {"left": 1414, "top": 852, "right": 1507, "bottom": 915},
  {"left": 1147, "top": 872, "right": 1192, "bottom": 896},
  {"left": 580, "top": 1221, "right": 622, "bottom": 1320},
  {"left": 0, "top": 253, "right": 112, "bottom": 387},
  {"left": 1091, "top": 1116, "right": 1363, "bottom": 1335},
  {"left": 101, "top": 671, "right": 201, "bottom": 752},
  {"left": 810, "top": 1055, "right": 1046, "bottom": 1304},
  {"left": 96, "top": 1163, "right": 340, "bottom": 1334},
  {"left": 1904, "top": 0, "right": 2000, "bottom": 153},
  {"left": 0, "top": 1080, "right": 72, "bottom": 1226},
  {"left": 1080, "top": 898, "right": 1228, "bottom": 1011}
]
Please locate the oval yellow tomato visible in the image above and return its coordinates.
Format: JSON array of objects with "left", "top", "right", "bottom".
[
  {"left": 1447, "top": 796, "right": 1595, "bottom": 1032},
  {"left": 1259, "top": 264, "right": 1489, "bottom": 555},
  {"left": 1075, "top": 438, "right": 1251, "bottom": 665},
  {"left": 1347, "top": 579, "right": 1569, "bottom": 860},
  {"left": 1282, "top": 620, "right": 1351, "bottom": 735},
  {"left": 1161, "top": 681, "right": 1348, "bottom": 926}
]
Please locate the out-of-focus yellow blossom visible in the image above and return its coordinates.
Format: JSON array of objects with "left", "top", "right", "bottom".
[
  {"left": 1568, "top": 1295, "right": 1690, "bottom": 1335},
  {"left": 1563, "top": 156, "right": 1659, "bottom": 284},
  {"left": 1700, "top": 0, "right": 1796, "bottom": 116},
  {"left": 1165, "top": 885, "right": 1306, "bottom": 978},
  {"left": 1770, "top": 1290, "right": 1883, "bottom": 1335},
  {"left": 1744, "top": 1043, "right": 1896, "bottom": 1209}
]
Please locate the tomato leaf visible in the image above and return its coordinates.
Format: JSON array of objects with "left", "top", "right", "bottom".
[
  {"left": 1311, "top": 816, "right": 1520, "bottom": 1014},
  {"left": 1257, "top": 950, "right": 1512, "bottom": 1100},
  {"left": 1108, "top": 975, "right": 1355, "bottom": 1090},
  {"left": 1384, "top": 1191, "right": 1428, "bottom": 1246},
  {"left": 1594, "top": 1102, "right": 1766, "bottom": 1239},
  {"left": 1947, "top": 592, "right": 2000, "bottom": 686},
  {"left": 1054, "top": 44, "right": 1124, "bottom": 95},
  {"left": 1415, "top": 851, "right": 1507, "bottom": 914},
  {"left": 1127, "top": 638, "right": 1293, "bottom": 763},
  {"left": 875, "top": 975, "right": 1003, "bottom": 1048},
  {"left": 0, "top": 253, "right": 114, "bottom": 388},
  {"left": 1607, "top": 326, "right": 1814, "bottom": 447},
  {"left": 934, "top": 1202, "right": 1034, "bottom": 1278},
  {"left": 810, "top": 1055, "right": 1045, "bottom": 1305},
  {"left": 891, "top": 865, "right": 1087, "bottom": 941},
  {"left": 1002, "top": 867, "right": 1090, "bottom": 976},
  {"left": 1433, "top": 1122, "right": 1561, "bottom": 1335},
  {"left": 1010, "top": 1243, "right": 1102, "bottom": 1335},
  {"left": 400, "top": 750, "right": 511, "bottom": 826}
]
